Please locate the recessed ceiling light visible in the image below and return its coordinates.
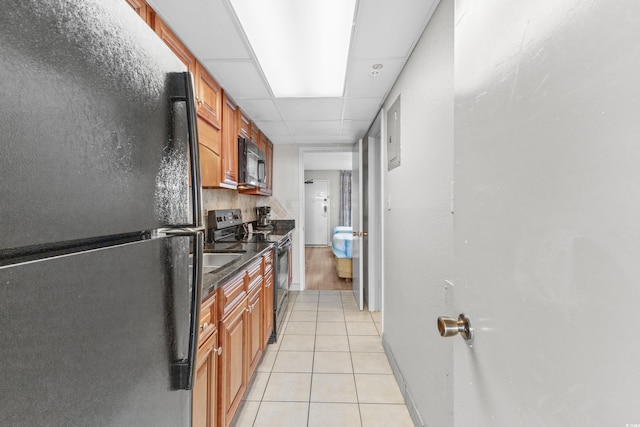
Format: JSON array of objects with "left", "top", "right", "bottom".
[
  {"left": 372, "top": 63, "right": 383, "bottom": 70},
  {"left": 230, "top": 0, "right": 357, "bottom": 98}
]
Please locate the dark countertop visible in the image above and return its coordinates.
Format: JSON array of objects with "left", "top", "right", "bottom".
[{"left": 200, "top": 226, "right": 294, "bottom": 300}]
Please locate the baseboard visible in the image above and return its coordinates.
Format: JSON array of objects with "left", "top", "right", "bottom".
[
  {"left": 290, "top": 282, "right": 301, "bottom": 291},
  {"left": 382, "top": 336, "right": 425, "bottom": 427}
]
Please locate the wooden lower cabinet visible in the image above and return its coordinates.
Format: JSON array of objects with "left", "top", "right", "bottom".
[
  {"left": 193, "top": 329, "right": 218, "bottom": 427},
  {"left": 192, "top": 253, "right": 276, "bottom": 427},
  {"left": 247, "top": 285, "right": 263, "bottom": 378},
  {"left": 218, "top": 298, "right": 247, "bottom": 427}
]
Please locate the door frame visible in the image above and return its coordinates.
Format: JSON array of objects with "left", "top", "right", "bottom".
[
  {"left": 298, "top": 146, "right": 354, "bottom": 291},
  {"left": 365, "top": 110, "right": 384, "bottom": 312}
]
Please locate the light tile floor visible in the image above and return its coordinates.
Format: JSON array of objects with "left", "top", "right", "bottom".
[{"left": 231, "top": 290, "right": 414, "bottom": 427}]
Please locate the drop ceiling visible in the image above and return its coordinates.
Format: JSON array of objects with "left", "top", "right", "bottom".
[{"left": 146, "top": 0, "right": 439, "bottom": 145}]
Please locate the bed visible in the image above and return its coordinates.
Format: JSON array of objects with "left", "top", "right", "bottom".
[{"left": 331, "top": 226, "right": 353, "bottom": 279}]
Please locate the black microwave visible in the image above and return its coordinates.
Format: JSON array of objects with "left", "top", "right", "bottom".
[{"left": 238, "top": 136, "right": 265, "bottom": 189}]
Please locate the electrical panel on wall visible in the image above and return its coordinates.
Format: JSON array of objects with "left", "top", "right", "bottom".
[{"left": 387, "top": 95, "right": 401, "bottom": 170}]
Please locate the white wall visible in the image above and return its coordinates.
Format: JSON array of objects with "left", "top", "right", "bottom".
[
  {"left": 381, "top": 0, "right": 453, "bottom": 426},
  {"left": 304, "top": 152, "right": 352, "bottom": 170},
  {"left": 271, "top": 144, "right": 301, "bottom": 287}
]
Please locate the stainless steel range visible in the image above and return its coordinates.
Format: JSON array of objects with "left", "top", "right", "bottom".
[{"left": 208, "top": 209, "right": 290, "bottom": 343}]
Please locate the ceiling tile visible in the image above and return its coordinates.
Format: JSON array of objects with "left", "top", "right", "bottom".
[
  {"left": 351, "top": 0, "right": 437, "bottom": 59},
  {"left": 343, "top": 97, "right": 383, "bottom": 120},
  {"left": 339, "top": 135, "right": 358, "bottom": 144},
  {"left": 276, "top": 98, "right": 344, "bottom": 121},
  {"left": 271, "top": 135, "right": 296, "bottom": 145},
  {"left": 295, "top": 136, "right": 342, "bottom": 145},
  {"left": 147, "top": 0, "right": 251, "bottom": 60},
  {"left": 341, "top": 120, "right": 371, "bottom": 138},
  {"left": 255, "top": 120, "right": 291, "bottom": 138},
  {"left": 237, "top": 99, "right": 281, "bottom": 121},
  {"left": 288, "top": 120, "right": 341, "bottom": 136},
  {"left": 201, "top": 60, "right": 271, "bottom": 99},
  {"left": 344, "top": 58, "right": 405, "bottom": 98},
  {"left": 145, "top": 0, "right": 438, "bottom": 147}
]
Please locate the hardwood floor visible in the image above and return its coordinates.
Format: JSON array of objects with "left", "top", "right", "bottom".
[{"left": 305, "top": 246, "right": 352, "bottom": 291}]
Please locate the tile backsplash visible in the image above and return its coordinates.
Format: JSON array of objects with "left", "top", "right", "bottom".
[{"left": 202, "top": 189, "right": 292, "bottom": 229}]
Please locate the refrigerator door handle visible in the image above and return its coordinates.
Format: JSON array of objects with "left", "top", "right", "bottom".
[
  {"left": 170, "top": 230, "right": 203, "bottom": 390},
  {"left": 169, "top": 71, "right": 203, "bottom": 229}
]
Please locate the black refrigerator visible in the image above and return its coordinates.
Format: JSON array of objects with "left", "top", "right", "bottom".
[{"left": 0, "top": 1, "right": 205, "bottom": 425}]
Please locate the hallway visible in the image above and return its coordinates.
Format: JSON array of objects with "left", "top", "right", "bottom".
[
  {"left": 304, "top": 247, "right": 352, "bottom": 291},
  {"left": 231, "top": 290, "right": 412, "bottom": 427}
]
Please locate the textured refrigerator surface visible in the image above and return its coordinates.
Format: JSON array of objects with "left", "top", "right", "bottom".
[
  {"left": 0, "top": 0, "right": 189, "bottom": 251},
  {"left": 0, "top": 237, "right": 192, "bottom": 426},
  {"left": 0, "top": 0, "right": 196, "bottom": 425}
]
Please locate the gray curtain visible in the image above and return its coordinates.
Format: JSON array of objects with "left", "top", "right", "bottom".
[{"left": 339, "top": 170, "right": 352, "bottom": 226}]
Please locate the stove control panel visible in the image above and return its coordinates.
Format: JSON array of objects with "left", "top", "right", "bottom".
[{"left": 208, "top": 208, "right": 243, "bottom": 230}]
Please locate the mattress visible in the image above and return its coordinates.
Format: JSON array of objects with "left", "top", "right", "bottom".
[
  {"left": 332, "top": 232, "right": 352, "bottom": 258},
  {"left": 333, "top": 226, "right": 353, "bottom": 235}
]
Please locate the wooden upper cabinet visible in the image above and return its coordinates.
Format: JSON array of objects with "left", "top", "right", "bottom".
[
  {"left": 257, "top": 131, "right": 267, "bottom": 153},
  {"left": 264, "top": 139, "right": 273, "bottom": 194},
  {"left": 153, "top": 17, "right": 196, "bottom": 73},
  {"left": 125, "top": 0, "right": 149, "bottom": 22},
  {"left": 239, "top": 111, "right": 250, "bottom": 139},
  {"left": 249, "top": 122, "right": 259, "bottom": 145},
  {"left": 198, "top": 116, "right": 222, "bottom": 189},
  {"left": 198, "top": 117, "right": 221, "bottom": 156},
  {"left": 195, "top": 62, "right": 222, "bottom": 130},
  {"left": 220, "top": 93, "right": 239, "bottom": 189}
]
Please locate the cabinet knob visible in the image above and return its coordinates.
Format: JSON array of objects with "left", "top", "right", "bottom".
[
  {"left": 215, "top": 346, "right": 223, "bottom": 356},
  {"left": 200, "top": 322, "right": 209, "bottom": 331}
]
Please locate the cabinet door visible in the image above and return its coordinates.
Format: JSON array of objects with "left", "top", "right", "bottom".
[
  {"left": 247, "top": 286, "right": 263, "bottom": 378},
  {"left": 153, "top": 17, "right": 195, "bottom": 73},
  {"left": 219, "top": 300, "right": 247, "bottom": 427},
  {"left": 199, "top": 144, "right": 221, "bottom": 189},
  {"left": 193, "top": 329, "right": 218, "bottom": 427},
  {"left": 250, "top": 122, "right": 259, "bottom": 145},
  {"left": 199, "top": 116, "right": 221, "bottom": 156},
  {"left": 195, "top": 62, "right": 222, "bottom": 130},
  {"left": 239, "top": 111, "right": 250, "bottom": 139},
  {"left": 257, "top": 131, "right": 267, "bottom": 153},
  {"left": 220, "top": 93, "right": 238, "bottom": 188}
]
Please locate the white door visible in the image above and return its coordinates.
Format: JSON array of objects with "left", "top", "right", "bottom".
[
  {"left": 352, "top": 140, "right": 364, "bottom": 310},
  {"left": 304, "top": 180, "right": 329, "bottom": 246},
  {"left": 452, "top": 0, "right": 640, "bottom": 425}
]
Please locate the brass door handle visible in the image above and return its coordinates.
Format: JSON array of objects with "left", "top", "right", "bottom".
[{"left": 437, "top": 314, "right": 473, "bottom": 341}]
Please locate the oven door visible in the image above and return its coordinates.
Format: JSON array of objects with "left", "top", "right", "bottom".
[{"left": 272, "top": 237, "right": 291, "bottom": 341}]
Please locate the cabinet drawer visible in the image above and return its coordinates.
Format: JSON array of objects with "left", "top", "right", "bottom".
[
  {"left": 246, "top": 258, "right": 262, "bottom": 282},
  {"left": 263, "top": 249, "right": 273, "bottom": 269},
  {"left": 198, "top": 290, "right": 217, "bottom": 345},
  {"left": 245, "top": 258, "right": 263, "bottom": 293},
  {"left": 220, "top": 272, "right": 247, "bottom": 318}
]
